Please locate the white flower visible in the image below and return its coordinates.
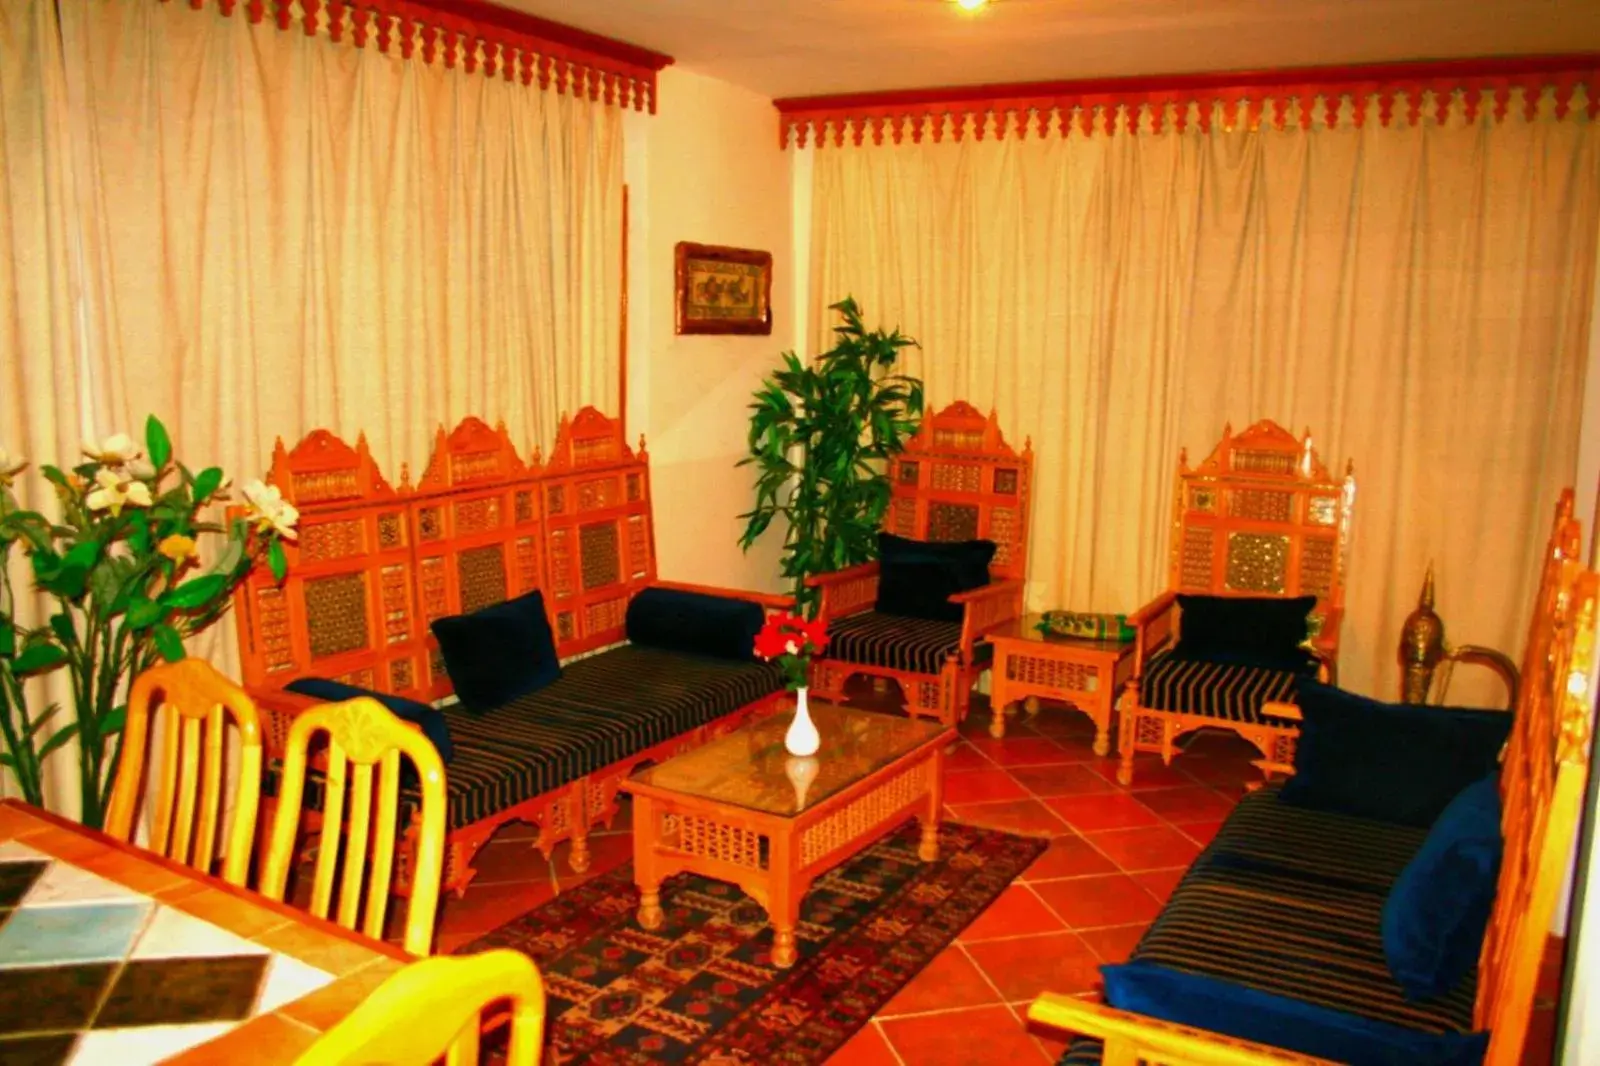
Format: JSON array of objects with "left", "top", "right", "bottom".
[
  {"left": 784, "top": 638, "right": 799, "bottom": 655},
  {"left": 82, "top": 433, "right": 141, "bottom": 467},
  {"left": 242, "top": 479, "right": 300, "bottom": 541},
  {"left": 0, "top": 447, "right": 24, "bottom": 488},
  {"left": 126, "top": 457, "right": 157, "bottom": 480},
  {"left": 85, "top": 468, "right": 153, "bottom": 517}
]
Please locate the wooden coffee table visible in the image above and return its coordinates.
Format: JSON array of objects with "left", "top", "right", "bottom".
[
  {"left": 621, "top": 700, "right": 953, "bottom": 968},
  {"left": 987, "top": 614, "right": 1136, "bottom": 752}
]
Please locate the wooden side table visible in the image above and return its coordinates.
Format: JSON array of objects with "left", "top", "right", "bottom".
[{"left": 987, "top": 615, "right": 1136, "bottom": 753}]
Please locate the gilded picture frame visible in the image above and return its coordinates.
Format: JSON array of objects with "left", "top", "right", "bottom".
[{"left": 674, "top": 242, "right": 773, "bottom": 335}]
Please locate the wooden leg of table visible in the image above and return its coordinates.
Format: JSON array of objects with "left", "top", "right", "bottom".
[
  {"left": 1117, "top": 710, "right": 1136, "bottom": 786},
  {"left": 1093, "top": 695, "right": 1111, "bottom": 757},
  {"left": 769, "top": 828, "right": 798, "bottom": 968},
  {"left": 632, "top": 797, "right": 664, "bottom": 930},
  {"left": 989, "top": 691, "right": 1008, "bottom": 739},
  {"left": 919, "top": 751, "right": 942, "bottom": 863}
]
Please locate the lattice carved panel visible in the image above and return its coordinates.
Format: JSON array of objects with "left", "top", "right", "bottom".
[
  {"left": 928, "top": 502, "right": 980, "bottom": 543},
  {"left": 1006, "top": 655, "right": 1098, "bottom": 693},
  {"left": 1307, "top": 496, "right": 1339, "bottom": 526},
  {"left": 300, "top": 519, "right": 364, "bottom": 563},
  {"left": 514, "top": 537, "right": 540, "bottom": 595},
  {"left": 429, "top": 649, "right": 448, "bottom": 687},
  {"left": 389, "top": 658, "right": 413, "bottom": 692},
  {"left": 672, "top": 814, "right": 766, "bottom": 870},
  {"left": 1226, "top": 533, "right": 1290, "bottom": 594},
  {"left": 514, "top": 491, "right": 535, "bottom": 523},
  {"left": 897, "top": 461, "right": 920, "bottom": 485},
  {"left": 291, "top": 470, "right": 359, "bottom": 504},
  {"left": 549, "top": 529, "right": 573, "bottom": 597},
  {"left": 890, "top": 499, "right": 916, "bottom": 537},
  {"left": 932, "top": 428, "right": 983, "bottom": 450},
  {"left": 1187, "top": 487, "right": 1218, "bottom": 514},
  {"left": 304, "top": 573, "right": 370, "bottom": 660},
  {"left": 556, "top": 611, "right": 576, "bottom": 641},
  {"left": 417, "top": 506, "right": 442, "bottom": 542},
  {"left": 580, "top": 522, "right": 621, "bottom": 590},
  {"left": 377, "top": 513, "right": 404, "bottom": 549},
  {"left": 1299, "top": 537, "right": 1336, "bottom": 599},
  {"left": 586, "top": 596, "right": 627, "bottom": 636},
  {"left": 994, "top": 468, "right": 1018, "bottom": 495},
  {"left": 930, "top": 462, "right": 981, "bottom": 493},
  {"left": 1230, "top": 488, "right": 1293, "bottom": 523},
  {"left": 454, "top": 497, "right": 499, "bottom": 535},
  {"left": 626, "top": 474, "right": 642, "bottom": 502},
  {"left": 254, "top": 587, "right": 294, "bottom": 674},
  {"left": 990, "top": 508, "right": 1017, "bottom": 568},
  {"left": 1232, "top": 449, "right": 1296, "bottom": 475},
  {"left": 547, "top": 485, "right": 566, "bottom": 517},
  {"left": 418, "top": 557, "right": 447, "bottom": 622},
  {"left": 577, "top": 477, "right": 619, "bottom": 512},
  {"left": 458, "top": 545, "right": 508, "bottom": 614},
  {"left": 379, "top": 564, "right": 411, "bottom": 646},
  {"left": 627, "top": 515, "right": 650, "bottom": 580},
  {"left": 799, "top": 762, "right": 929, "bottom": 867},
  {"left": 1179, "top": 527, "right": 1215, "bottom": 588}
]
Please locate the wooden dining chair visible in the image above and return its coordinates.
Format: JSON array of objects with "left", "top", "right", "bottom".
[
  {"left": 105, "top": 659, "right": 264, "bottom": 887},
  {"left": 260, "top": 696, "right": 446, "bottom": 956},
  {"left": 296, "top": 948, "right": 545, "bottom": 1065}
]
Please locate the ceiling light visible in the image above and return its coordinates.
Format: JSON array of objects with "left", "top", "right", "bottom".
[{"left": 954, "top": 0, "right": 989, "bottom": 10}]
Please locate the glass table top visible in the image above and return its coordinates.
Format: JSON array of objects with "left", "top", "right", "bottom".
[
  {"left": 627, "top": 701, "right": 948, "bottom": 818},
  {"left": 987, "top": 613, "right": 1135, "bottom": 649}
]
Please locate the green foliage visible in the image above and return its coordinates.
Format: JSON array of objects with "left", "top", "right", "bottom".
[
  {"left": 0, "top": 416, "right": 295, "bottom": 827},
  {"left": 738, "top": 298, "right": 923, "bottom": 616}
]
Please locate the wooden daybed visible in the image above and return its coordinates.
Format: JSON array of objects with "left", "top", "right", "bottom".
[
  {"left": 1030, "top": 489, "right": 1597, "bottom": 1066},
  {"left": 234, "top": 408, "right": 790, "bottom": 895}
]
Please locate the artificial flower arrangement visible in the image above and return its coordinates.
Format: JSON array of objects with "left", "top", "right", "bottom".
[
  {"left": 752, "top": 612, "right": 830, "bottom": 690},
  {"left": 0, "top": 416, "right": 297, "bottom": 826}
]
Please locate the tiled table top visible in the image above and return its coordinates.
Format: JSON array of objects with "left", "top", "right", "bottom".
[{"left": 0, "top": 799, "right": 412, "bottom": 1065}]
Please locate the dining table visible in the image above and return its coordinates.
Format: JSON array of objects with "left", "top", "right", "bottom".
[{"left": 0, "top": 798, "right": 413, "bottom": 1064}]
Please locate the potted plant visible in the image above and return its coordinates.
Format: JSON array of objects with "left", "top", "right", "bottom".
[
  {"left": 0, "top": 417, "right": 297, "bottom": 826},
  {"left": 738, "top": 297, "right": 924, "bottom": 616}
]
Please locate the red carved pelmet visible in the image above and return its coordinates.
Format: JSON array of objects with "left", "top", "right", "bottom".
[{"left": 775, "top": 55, "right": 1600, "bottom": 148}]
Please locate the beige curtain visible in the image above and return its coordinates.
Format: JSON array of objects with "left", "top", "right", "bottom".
[
  {"left": 0, "top": 0, "right": 622, "bottom": 813},
  {"left": 811, "top": 96, "right": 1600, "bottom": 701}
]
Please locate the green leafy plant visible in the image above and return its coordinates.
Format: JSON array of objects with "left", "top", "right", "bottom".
[
  {"left": 0, "top": 418, "right": 297, "bottom": 827},
  {"left": 738, "top": 297, "right": 923, "bottom": 616}
]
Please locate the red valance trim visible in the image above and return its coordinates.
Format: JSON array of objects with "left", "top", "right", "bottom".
[
  {"left": 173, "top": 0, "right": 673, "bottom": 112},
  {"left": 774, "top": 54, "right": 1600, "bottom": 147}
]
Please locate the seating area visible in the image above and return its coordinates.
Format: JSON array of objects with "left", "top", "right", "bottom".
[{"left": 3, "top": 3, "right": 1600, "bottom": 1065}]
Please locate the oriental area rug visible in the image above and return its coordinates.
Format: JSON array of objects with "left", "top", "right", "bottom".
[{"left": 459, "top": 820, "right": 1046, "bottom": 1065}]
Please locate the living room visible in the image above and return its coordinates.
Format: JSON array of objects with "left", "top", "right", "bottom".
[{"left": 1, "top": 1, "right": 1598, "bottom": 1064}]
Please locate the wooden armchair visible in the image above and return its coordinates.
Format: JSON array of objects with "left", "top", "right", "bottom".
[
  {"left": 1118, "top": 421, "right": 1355, "bottom": 784},
  {"left": 808, "top": 401, "right": 1032, "bottom": 726}
]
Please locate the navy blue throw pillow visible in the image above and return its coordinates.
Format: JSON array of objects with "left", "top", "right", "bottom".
[
  {"left": 625, "top": 587, "right": 766, "bottom": 662},
  {"left": 1382, "top": 775, "right": 1503, "bottom": 1000},
  {"left": 875, "top": 532, "right": 997, "bottom": 623},
  {"left": 431, "top": 589, "right": 561, "bottom": 715},
  {"left": 1102, "top": 961, "right": 1487, "bottom": 1065},
  {"left": 1278, "top": 682, "right": 1511, "bottom": 828},
  {"left": 1173, "top": 594, "right": 1319, "bottom": 672}
]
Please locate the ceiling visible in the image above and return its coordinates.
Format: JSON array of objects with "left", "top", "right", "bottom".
[{"left": 505, "top": 0, "right": 1600, "bottom": 100}]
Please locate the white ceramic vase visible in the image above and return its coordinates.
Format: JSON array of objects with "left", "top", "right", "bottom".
[{"left": 785, "top": 686, "right": 821, "bottom": 757}]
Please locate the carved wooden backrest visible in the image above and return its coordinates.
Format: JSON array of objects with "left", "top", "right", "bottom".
[
  {"left": 408, "top": 418, "right": 545, "bottom": 700},
  {"left": 540, "top": 407, "right": 656, "bottom": 656},
  {"left": 885, "top": 400, "right": 1033, "bottom": 581},
  {"left": 1170, "top": 421, "right": 1355, "bottom": 620},
  {"left": 235, "top": 431, "right": 428, "bottom": 702},
  {"left": 1476, "top": 490, "right": 1595, "bottom": 1062}
]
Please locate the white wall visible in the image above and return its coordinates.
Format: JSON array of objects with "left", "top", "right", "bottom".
[{"left": 625, "top": 67, "right": 792, "bottom": 593}]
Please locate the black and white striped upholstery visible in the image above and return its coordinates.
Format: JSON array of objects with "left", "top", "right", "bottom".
[
  {"left": 1138, "top": 652, "right": 1306, "bottom": 723},
  {"left": 1054, "top": 788, "right": 1472, "bottom": 1065},
  {"left": 826, "top": 610, "right": 992, "bottom": 675}
]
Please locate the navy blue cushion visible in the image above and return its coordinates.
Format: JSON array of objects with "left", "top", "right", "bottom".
[
  {"left": 1383, "top": 775, "right": 1503, "bottom": 1000},
  {"left": 1279, "top": 682, "right": 1511, "bottom": 828},
  {"left": 1174, "top": 594, "right": 1318, "bottom": 672},
  {"left": 625, "top": 587, "right": 766, "bottom": 662},
  {"left": 431, "top": 589, "right": 561, "bottom": 715},
  {"left": 283, "top": 677, "right": 453, "bottom": 765},
  {"left": 1102, "top": 961, "right": 1487, "bottom": 1066},
  {"left": 875, "top": 532, "right": 996, "bottom": 622}
]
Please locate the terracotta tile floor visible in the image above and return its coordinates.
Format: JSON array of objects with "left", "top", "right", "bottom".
[{"left": 418, "top": 689, "right": 1563, "bottom": 1065}]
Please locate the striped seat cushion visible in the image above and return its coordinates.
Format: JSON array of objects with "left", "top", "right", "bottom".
[
  {"left": 1138, "top": 652, "right": 1305, "bottom": 723},
  {"left": 1051, "top": 790, "right": 1463, "bottom": 1066},
  {"left": 428, "top": 645, "right": 784, "bottom": 828},
  {"left": 826, "top": 610, "right": 992, "bottom": 675}
]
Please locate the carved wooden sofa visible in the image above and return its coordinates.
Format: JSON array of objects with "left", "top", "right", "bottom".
[
  {"left": 1118, "top": 420, "right": 1354, "bottom": 785},
  {"left": 808, "top": 401, "right": 1032, "bottom": 726},
  {"left": 1031, "top": 490, "right": 1595, "bottom": 1066},
  {"left": 235, "top": 408, "right": 789, "bottom": 896}
]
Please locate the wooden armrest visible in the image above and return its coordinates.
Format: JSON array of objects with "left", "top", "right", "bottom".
[
  {"left": 650, "top": 580, "right": 794, "bottom": 612},
  {"left": 949, "top": 578, "right": 1025, "bottom": 604},
  {"left": 1261, "top": 700, "right": 1303, "bottom": 721},
  {"left": 1128, "top": 590, "right": 1179, "bottom": 625},
  {"left": 805, "top": 562, "right": 880, "bottom": 588},
  {"left": 1027, "top": 994, "right": 1339, "bottom": 1066}
]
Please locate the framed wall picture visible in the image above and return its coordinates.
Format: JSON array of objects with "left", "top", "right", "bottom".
[{"left": 674, "top": 242, "right": 773, "bottom": 335}]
